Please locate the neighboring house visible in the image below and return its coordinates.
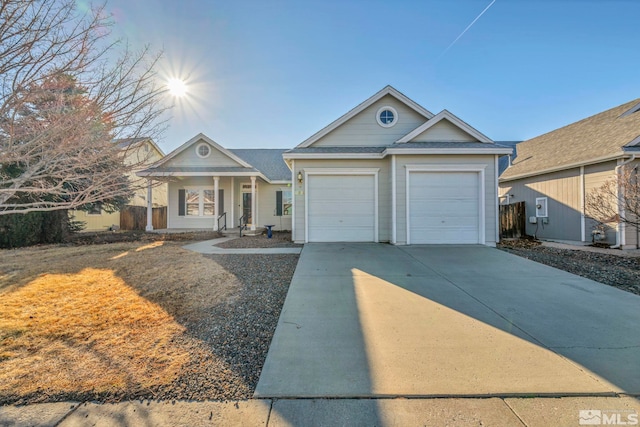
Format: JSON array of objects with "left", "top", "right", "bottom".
[
  {"left": 284, "top": 86, "right": 511, "bottom": 245},
  {"left": 138, "top": 86, "right": 511, "bottom": 245},
  {"left": 137, "top": 134, "right": 292, "bottom": 232},
  {"left": 496, "top": 141, "right": 522, "bottom": 175},
  {"left": 71, "top": 137, "right": 167, "bottom": 231},
  {"left": 499, "top": 98, "right": 640, "bottom": 248}
]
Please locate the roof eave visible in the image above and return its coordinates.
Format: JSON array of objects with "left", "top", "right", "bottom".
[
  {"left": 499, "top": 152, "right": 628, "bottom": 182},
  {"left": 384, "top": 148, "right": 512, "bottom": 156},
  {"left": 283, "top": 152, "right": 385, "bottom": 160}
]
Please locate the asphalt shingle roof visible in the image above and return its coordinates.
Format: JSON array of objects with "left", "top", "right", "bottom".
[
  {"left": 140, "top": 166, "right": 259, "bottom": 174},
  {"left": 501, "top": 99, "right": 640, "bottom": 180},
  {"left": 229, "top": 149, "right": 291, "bottom": 181}
]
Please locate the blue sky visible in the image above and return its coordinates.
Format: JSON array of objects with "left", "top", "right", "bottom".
[{"left": 104, "top": 0, "right": 639, "bottom": 153}]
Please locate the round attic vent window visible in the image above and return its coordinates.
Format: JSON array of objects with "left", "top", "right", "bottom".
[
  {"left": 196, "top": 143, "right": 211, "bottom": 158},
  {"left": 376, "top": 106, "right": 398, "bottom": 128}
]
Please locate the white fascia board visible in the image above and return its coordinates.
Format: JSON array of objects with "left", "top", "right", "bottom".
[
  {"left": 137, "top": 171, "right": 267, "bottom": 180},
  {"left": 499, "top": 153, "right": 626, "bottom": 182},
  {"left": 384, "top": 148, "right": 512, "bottom": 156},
  {"left": 296, "top": 85, "right": 434, "bottom": 148},
  {"left": 152, "top": 133, "right": 253, "bottom": 168},
  {"left": 283, "top": 152, "right": 385, "bottom": 160},
  {"left": 396, "top": 110, "right": 493, "bottom": 143}
]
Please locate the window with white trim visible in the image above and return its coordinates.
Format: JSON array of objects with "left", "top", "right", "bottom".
[
  {"left": 376, "top": 106, "right": 398, "bottom": 128},
  {"left": 183, "top": 188, "right": 215, "bottom": 216},
  {"left": 276, "top": 189, "right": 292, "bottom": 216},
  {"left": 196, "top": 143, "right": 211, "bottom": 158}
]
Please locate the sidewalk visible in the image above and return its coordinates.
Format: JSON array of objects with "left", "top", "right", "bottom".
[
  {"left": 2, "top": 396, "right": 639, "bottom": 426},
  {"left": 182, "top": 237, "right": 302, "bottom": 255}
]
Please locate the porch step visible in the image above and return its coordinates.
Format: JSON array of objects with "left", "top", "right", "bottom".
[{"left": 220, "top": 227, "right": 265, "bottom": 237}]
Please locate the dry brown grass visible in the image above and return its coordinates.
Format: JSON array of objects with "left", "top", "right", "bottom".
[{"left": 0, "top": 240, "right": 242, "bottom": 403}]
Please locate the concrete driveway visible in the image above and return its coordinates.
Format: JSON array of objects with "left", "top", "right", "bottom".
[{"left": 255, "top": 243, "right": 640, "bottom": 398}]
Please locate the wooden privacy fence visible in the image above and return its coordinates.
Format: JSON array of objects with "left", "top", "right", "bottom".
[
  {"left": 120, "top": 206, "right": 167, "bottom": 230},
  {"left": 499, "top": 201, "right": 526, "bottom": 239}
]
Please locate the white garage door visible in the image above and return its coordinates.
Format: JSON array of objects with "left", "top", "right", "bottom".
[
  {"left": 409, "top": 171, "right": 481, "bottom": 244},
  {"left": 307, "top": 175, "right": 375, "bottom": 242}
]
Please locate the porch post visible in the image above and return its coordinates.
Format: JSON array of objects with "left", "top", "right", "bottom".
[
  {"left": 250, "top": 176, "right": 256, "bottom": 231},
  {"left": 230, "top": 177, "right": 235, "bottom": 228},
  {"left": 213, "top": 176, "right": 219, "bottom": 231},
  {"left": 145, "top": 179, "right": 153, "bottom": 231}
]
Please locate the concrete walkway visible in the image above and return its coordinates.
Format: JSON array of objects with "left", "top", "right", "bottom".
[
  {"left": 256, "top": 243, "right": 640, "bottom": 398},
  {"left": 182, "top": 237, "right": 302, "bottom": 255},
  {"left": 3, "top": 396, "right": 639, "bottom": 426}
]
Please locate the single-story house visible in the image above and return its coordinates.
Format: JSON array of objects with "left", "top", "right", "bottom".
[
  {"left": 139, "top": 85, "right": 511, "bottom": 245},
  {"left": 137, "top": 134, "right": 293, "bottom": 232},
  {"left": 71, "top": 137, "right": 167, "bottom": 231},
  {"left": 499, "top": 98, "right": 640, "bottom": 249}
]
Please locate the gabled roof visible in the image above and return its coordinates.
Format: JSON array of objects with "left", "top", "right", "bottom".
[
  {"left": 137, "top": 134, "right": 292, "bottom": 183},
  {"left": 115, "top": 137, "right": 164, "bottom": 156},
  {"left": 501, "top": 98, "right": 640, "bottom": 181},
  {"left": 396, "top": 110, "right": 492, "bottom": 143},
  {"left": 296, "top": 85, "right": 434, "bottom": 148},
  {"left": 156, "top": 133, "right": 252, "bottom": 168},
  {"left": 230, "top": 149, "right": 291, "bottom": 181}
]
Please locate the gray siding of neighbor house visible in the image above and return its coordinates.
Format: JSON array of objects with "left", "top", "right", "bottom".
[
  {"left": 291, "top": 158, "right": 390, "bottom": 243},
  {"left": 499, "top": 169, "right": 582, "bottom": 241},
  {"left": 624, "top": 159, "right": 640, "bottom": 248},
  {"left": 584, "top": 161, "right": 618, "bottom": 244},
  {"left": 394, "top": 154, "right": 499, "bottom": 246},
  {"left": 311, "top": 95, "right": 426, "bottom": 147}
]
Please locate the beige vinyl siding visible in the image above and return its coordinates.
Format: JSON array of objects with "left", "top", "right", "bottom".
[
  {"left": 500, "top": 169, "right": 582, "bottom": 241},
  {"left": 291, "top": 159, "right": 390, "bottom": 243},
  {"left": 71, "top": 210, "right": 120, "bottom": 231},
  {"left": 409, "top": 119, "right": 478, "bottom": 142},
  {"left": 166, "top": 140, "right": 244, "bottom": 168},
  {"left": 311, "top": 95, "right": 426, "bottom": 147},
  {"left": 584, "top": 161, "right": 617, "bottom": 244},
  {"left": 394, "top": 155, "right": 498, "bottom": 246}
]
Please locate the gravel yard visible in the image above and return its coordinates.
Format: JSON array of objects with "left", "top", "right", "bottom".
[
  {"left": 216, "top": 232, "right": 300, "bottom": 249},
  {"left": 0, "top": 237, "right": 299, "bottom": 405},
  {"left": 498, "top": 240, "right": 640, "bottom": 296}
]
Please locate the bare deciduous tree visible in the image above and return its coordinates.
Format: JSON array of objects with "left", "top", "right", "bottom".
[
  {"left": 585, "top": 164, "right": 640, "bottom": 247},
  {"left": 0, "top": 0, "right": 169, "bottom": 215}
]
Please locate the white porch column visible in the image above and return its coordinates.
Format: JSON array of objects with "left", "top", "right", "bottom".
[
  {"left": 145, "top": 179, "right": 153, "bottom": 231},
  {"left": 213, "top": 176, "right": 219, "bottom": 231},
  {"left": 250, "top": 176, "right": 256, "bottom": 230},
  {"left": 230, "top": 177, "right": 235, "bottom": 228}
]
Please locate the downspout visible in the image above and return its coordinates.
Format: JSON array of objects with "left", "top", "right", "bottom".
[{"left": 612, "top": 154, "right": 636, "bottom": 249}]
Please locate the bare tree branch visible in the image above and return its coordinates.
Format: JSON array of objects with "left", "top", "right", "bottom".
[
  {"left": 0, "top": 0, "right": 170, "bottom": 215},
  {"left": 586, "top": 164, "right": 640, "bottom": 247}
]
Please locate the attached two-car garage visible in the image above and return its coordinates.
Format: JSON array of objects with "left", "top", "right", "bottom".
[{"left": 304, "top": 167, "right": 485, "bottom": 244}]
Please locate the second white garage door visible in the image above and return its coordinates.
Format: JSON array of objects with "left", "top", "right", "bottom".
[
  {"left": 408, "top": 171, "right": 482, "bottom": 244},
  {"left": 307, "top": 174, "right": 376, "bottom": 242}
]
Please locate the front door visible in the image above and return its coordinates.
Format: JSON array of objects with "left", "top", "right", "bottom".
[{"left": 242, "top": 192, "right": 252, "bottom": 226}]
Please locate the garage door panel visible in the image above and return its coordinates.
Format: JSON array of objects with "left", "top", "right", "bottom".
[
  {"left": 409, "top": 171, "right": 481, "bottom": 244},
  {"left": 308, "top": 174, "right": 375, "bottom": 242}
]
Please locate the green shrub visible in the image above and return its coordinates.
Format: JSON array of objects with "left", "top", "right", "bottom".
[{"left": 0, "top": 210, "right": 78, "bottom": 248}]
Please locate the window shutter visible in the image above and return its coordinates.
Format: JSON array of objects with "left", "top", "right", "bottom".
[
  {"left": 178, "top": 189, "right": 185, "bottom": 216},
  {"left": 218, "top": 189, "right": 224, "bottom": 214},
  {"left": 276, "top": 191, "right": 282, "bottom": 216}
]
